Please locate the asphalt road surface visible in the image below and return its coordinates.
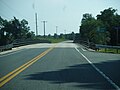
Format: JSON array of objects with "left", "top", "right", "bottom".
[{"left": 0, "top": 41, "right": 120, "bottom": 90}]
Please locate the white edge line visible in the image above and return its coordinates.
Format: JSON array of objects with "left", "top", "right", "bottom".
[
  {"left": 75, "top": 47, "right": 120, "bottom": 90},
  {"left": 0, "top": 49, "right": 26, "bottom": 57}
]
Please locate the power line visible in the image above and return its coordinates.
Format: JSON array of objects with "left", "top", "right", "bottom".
[
  {"left": 0, "top": 0, "right": 19, "bottom": 17},
  {"left": 0, "top": 0, "right": 31, "bottom": 20},
  {"left": 0, "top": 12, "right": 11, "bottom": 20},
  {"left": 0, "top": 2, "right": 13, "bottom": 20}
]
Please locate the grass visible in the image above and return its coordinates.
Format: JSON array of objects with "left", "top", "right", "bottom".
[
  {"left": 98, "top": 48, "right": 120, "bottom": 54},
  {"left": 47, "top": 38, "right": 66, "bottom": 43},
  {"left": 35, "top": 37, "right": 66, "bottom": 43}
]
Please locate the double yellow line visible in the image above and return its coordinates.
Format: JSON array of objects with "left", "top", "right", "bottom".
[{"left": 0, "top": 47, "right": 54, "bottom": 87}]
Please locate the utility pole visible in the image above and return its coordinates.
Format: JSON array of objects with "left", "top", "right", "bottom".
[
  {"left": 64, "top": 29, "right": 66, "bottom": 35},
  {"left": 35, "top": 13, "right": 38, "bottom": 36},
  {"left": 115, "top": 27, "right": 120, "bottom": 45},
  {"left": 41, "top": 21, "right": 47, "bottom": 38},
  {"left": 64, "top": 29, "right": 66, "bottom": 39},
  {"left": 33, "top": 1, "right": 38, "bottom": 36},
  {"left": 56, "top": 26, "right": 58, "bottom": 35}
]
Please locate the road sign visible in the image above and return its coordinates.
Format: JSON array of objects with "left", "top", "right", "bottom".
[
  {"left": 114, "top": 27, "right": 120, "bottom": 30},
  {"left": 97, "top": 27, "right": 106, "bottom": 32}
]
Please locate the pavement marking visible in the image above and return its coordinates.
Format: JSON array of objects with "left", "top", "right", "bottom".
[
  {"left": 81, "top": 48, "right": 87, "bottom": 51},
  {"left": 0, "top": 47, "right": 54, "bottom": 88},
  {"left": 0, "top": 49, "right": 26, "bottom": 57},
  {"left": 75, "top": 47, "right": 120, "bottom": 90}
]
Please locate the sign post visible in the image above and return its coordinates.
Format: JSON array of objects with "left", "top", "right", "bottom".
[{"left": 115, "top": 27, "right": 120, "bottom": 45}]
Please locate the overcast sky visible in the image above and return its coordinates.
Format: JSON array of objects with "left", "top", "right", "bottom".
[{"left": 0, "top": 0, "right": 120, "bottom": 35}]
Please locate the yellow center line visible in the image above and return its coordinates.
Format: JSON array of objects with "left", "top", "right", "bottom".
[{"left": 0, "top": 47, "right": 54, "bottom": 88}]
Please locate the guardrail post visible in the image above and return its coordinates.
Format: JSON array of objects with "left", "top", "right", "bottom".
[
  {"left": 116, "top": 49, "right": 118, "bottom": 53},
  {"left": 105, "top": 48, "right": 107, "bottom": 52}
]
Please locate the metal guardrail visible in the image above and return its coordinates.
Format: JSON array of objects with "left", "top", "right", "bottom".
[
  {"left": 0, "top": 39, "right": 51, "bottom": 52},
  {"left": 95, "top": 44, "right": 120, "bottom": 53},
  {"left": 95, "top": 44, "right": 120, "bottom": 49},
  {"left": 79, "top": 40, "right": 120, "bottom": 53},
  {"left": 13, "top": 40, "right": 51, "bottom": 47}
]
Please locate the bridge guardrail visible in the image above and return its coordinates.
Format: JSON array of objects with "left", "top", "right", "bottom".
[
  {"left": 13, "top": 40, "right": 51, "bottom": 47},
  {"left": 0, "top": 44, "right": 13, "bottom": 52},
  {"left": 95, "top": 44, "right": 120, "bottom": 53},
  {"left": 79, "top": 40, "right": 120, "bottom": 53}
]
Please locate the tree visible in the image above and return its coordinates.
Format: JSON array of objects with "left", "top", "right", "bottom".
[
  {"left": 97, "top": 8, "right": 117, "bottom": 26},
  {"left": 26, "top": 31, "right": 35, "bottom": 38},
  {"left": 80, "top": 8, "right": 120, "bottom": 45},
  {"left": 0, "top": 17, "right": 4, "bottom": 39},
  {"left": 80, "top": 13, "right": 95, "bottom": 39},
  {"left": 48, "top": 34, "right": 51, "bottom": 38},
  {"left": 0, "top": 16, "right": 6, "bottom": 45},
  {"left": 59, "top": 33, "right": 64, "bottom": 39},
  {"left": 0, "top": 16, "right": 34, "bottom": 45},
  {"left": 54, "top": 33, "right": 57, "bottom": 38},
  {"left": 97, "top": 7, "right": 120, "bottom": 45},
  {"left": 20, "top": 19, "right": 30, "bottom": 39},
  {"left": 80, "top": 13, "right": 104, "bottom": 43},
  {"left": 0, "top": 17, "right": 13, "bottom": 45}
]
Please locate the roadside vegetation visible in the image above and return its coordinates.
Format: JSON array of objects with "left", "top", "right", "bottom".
[
  {"left": 98, "top": 48, "right": 120, "bottom": 54},
  {"left": 35, "top": 32, "right": 75, "bottom": 43},
  {"left": 79, "top": 7, "right": 120, "bottom": 54},
  {"left": 35, "top": 37, "right": 66, "bottom": 43},
  {"left": 0, "top": 16, "right": 75, "bottom": 46},
  {"left": 0, "top": 17, "right": 35, "bottom": 46},
  {"left": 80, "top": 7, "right": 120, "bottom": 46}
]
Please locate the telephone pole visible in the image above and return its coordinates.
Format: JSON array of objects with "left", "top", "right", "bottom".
[
  {"left": 35, "top": 13, "right": 38, "bottom": 36},
  {"left": 64, "top": 29, "right": 66, "bottom": 35},
  {"left": 41, "top": 21, "right": 47, "bottom": 38},
  {"left": 64, "top": 29, "right": 66, "bottom": 39},
  {"left": 56, "top": 26, "right": 58, "bottom": 35}
]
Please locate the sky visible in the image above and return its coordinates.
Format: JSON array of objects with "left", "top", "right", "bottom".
[{"left": 0, "top": 0, "right": 120, "bottom": 35}]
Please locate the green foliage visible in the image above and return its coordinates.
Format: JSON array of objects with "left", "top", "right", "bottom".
[
  {"left": 48, "top": 38, "right": 66, "bottom": 43},
  {"left": 98, "top": 48, "right": 120, "bottom": 54},
  {"left": 80, "top": 7, "right": 120, "bottom": 45},
  {"left": 0, "top": 17, "right": 35, "bottom": 45},
  {"left": 96, "top": 7, "right": 120, "bottom": 45},
  {"left": 35, "top": 36, "right": 66, "bottom": 43},
  {"left": 80, "top": 13, "right": 105, "bottom": 44}
]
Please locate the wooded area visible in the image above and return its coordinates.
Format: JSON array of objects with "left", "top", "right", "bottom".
[
  {"left": 80, "top": 8, "right": 120, "bottom": 46},
  {"left": 0, "top": 17, "right": 35, "bottom": 46}
]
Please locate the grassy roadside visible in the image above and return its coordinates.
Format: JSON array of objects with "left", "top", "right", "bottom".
[
  {"left": 98, "top": 48, "right": 120, "bottom": 54},
  {"left": 47, "top": 38, "right": 66, "bottom": 43},
  {"left": 36, "top": 37, "right": 66, "bottom": 43}
]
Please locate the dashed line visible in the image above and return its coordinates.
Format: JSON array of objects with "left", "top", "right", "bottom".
[{"left": 75, "top": 47, "right": 120, "bottom": 90}]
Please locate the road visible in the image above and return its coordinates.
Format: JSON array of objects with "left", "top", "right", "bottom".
[{"left": 0, "top": 41, "right": 120, "bottom": 90}]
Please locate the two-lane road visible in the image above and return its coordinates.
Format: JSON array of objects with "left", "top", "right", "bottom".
[{"left": 0, "top": 41, "right": 120, "bottom": 90}]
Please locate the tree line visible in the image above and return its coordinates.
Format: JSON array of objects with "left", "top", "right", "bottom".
[
  {"left": 0, "top": 17, "right": 35, "bottom": 46},
  {"left": 80, "top": 7, "right": 120, "bottom": 45}
]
